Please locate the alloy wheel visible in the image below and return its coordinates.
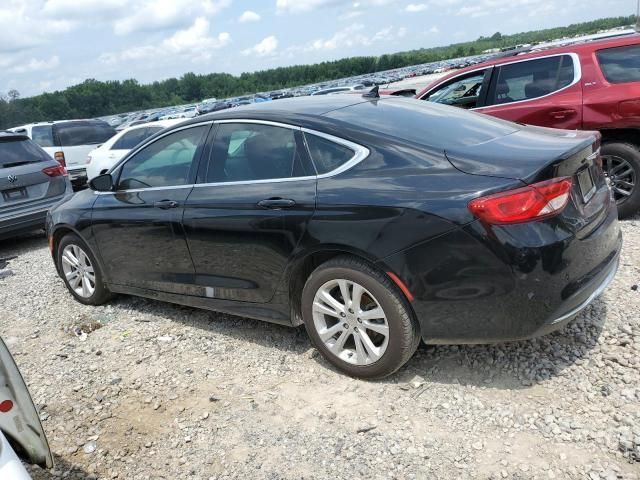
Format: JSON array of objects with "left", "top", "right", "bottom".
[
  {"left": 61, "top": 244, "right": 96, "bottom": 298},
  {"left": 312, "top": 279, "right": 389, "bottom": 365},
  {"left": 602, "top": 154, "right": 636, "bottom": 203}
]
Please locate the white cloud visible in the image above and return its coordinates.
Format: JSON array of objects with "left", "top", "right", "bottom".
[
  {"left": 9, "top": 56, "right": 60, "bottom": 74},
  {"left": 289, "top": 23, "right": 407, "bottom": 53},
  {"left": 0, "top": 4, "right": 75, "bottom": 53},
  {"left": 238, "top": 10, "right": 261, "bottom": 23},
  {"left": 427, "top": 25, "right": 439, "bottom": 34},
  {"left": 101, "top": 17, "right": 230, "bottom": 65},
  {"left": 242, "top": 36, "right": 279, "bottom": 56},
  {"left": 277, "top": 0, "right": 398, "bottom": 13},
  {"left": 338, "top": 10, "right": 363, "bottom": 20},
  {"left": 164, "top": 17, "right": 230, "bottom": 54},
  {"left": 43, "top": 0, "right": 127, "bottom": 17},
  {"left": 113, "top": 0, "right": 231, "bottom": 35},
  {"left": 276, "top": 0, "right": 343, "bottom": 13},
  {"left": 405, "top": 3, "right": 427, "bottom": 12}
]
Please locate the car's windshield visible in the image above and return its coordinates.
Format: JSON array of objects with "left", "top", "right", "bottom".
[{"left": 0, "top": 138, "right": 51, "bottom": 167}]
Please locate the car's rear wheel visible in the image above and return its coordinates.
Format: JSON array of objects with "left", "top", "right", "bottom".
[
  {"left": 301, "top": 256, "right": 420, "bottom": 379},
  {"left": 57, "top": 233, "right": 112, "bottom": 305},
  {"left": 601, "top": 142, "right": 640, "bottom": 219}
]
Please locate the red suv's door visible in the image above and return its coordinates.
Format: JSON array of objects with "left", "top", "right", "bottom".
[{"left": 475, "top": 54, "right": 583, "bottom": 130}]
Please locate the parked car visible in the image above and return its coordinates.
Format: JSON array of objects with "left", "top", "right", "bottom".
[
  {"left": 311, "top": 85, "right": 366, "bottom": 95},
  {"left": 0, "top": 337, "right": 53, "bottom": 478},
  {"left": 9, "top": 120, "right": 116, "bottom": 187},
  {"left": 0, "top": 131, "right": 72, "bottom": 240},
  {"left": 86, "top": 120, "right": 182, "bottom": 180},
  {"left": 47, "top": 96, "right": 620, "bottom": 379},
  {"left": 416, "top": 33, "right": 640, "bottom": 218}
]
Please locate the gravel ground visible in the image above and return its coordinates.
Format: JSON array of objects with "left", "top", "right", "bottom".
[{"left": 0, "top": 214, "right": 638, "bottom": 480}]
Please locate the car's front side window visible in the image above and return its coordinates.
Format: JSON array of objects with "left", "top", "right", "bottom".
[
  {"left": 486, "top": 55, "right": 575, "bottom": 106},
  {"left": 424, "top": 71, "right": 486, "bottom": 109},
  {"left": 205, "top": 123, "right": 310, "bottom": 183},
  {"left": 117, "top": 125, "right": 207, "bottom": 190}
]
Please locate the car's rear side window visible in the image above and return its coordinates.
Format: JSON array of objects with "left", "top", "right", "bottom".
[
  {"left": 55, "top": 121, "right": 116, "bottom": 147},
  {"left": 596, "top": 45, "right": 640, "bottom": 83},
  {"left": 31, "top": 126, "right": 55, "bottom": 147},
  {"left": 487, "top": 55, "right": 575, "bottom": 105},
  {"left": 0, "top": 138, "right": 52, "bottom": 167},
  {"left": 304, "top": 132, "right": 355, "bottom": 175}
]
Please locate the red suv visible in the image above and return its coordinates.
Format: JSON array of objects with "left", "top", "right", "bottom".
[{"left": 416, "top": 33, "right": 640, "bottom": 218}]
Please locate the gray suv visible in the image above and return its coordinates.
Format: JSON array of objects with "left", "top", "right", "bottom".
[{"left": 0, "top": 131, "right": 72, "bottom": 240}]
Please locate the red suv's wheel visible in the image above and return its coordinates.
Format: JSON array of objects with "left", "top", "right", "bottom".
[{"left": 601, "top": 142, "right": 640, "bottom": 219}]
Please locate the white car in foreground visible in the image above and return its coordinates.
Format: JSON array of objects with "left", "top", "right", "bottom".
[
  {"left": 0, "top": 337, "right": 52, "bottom": 478},
  {"left": 86, "top": 120, "right": 182, "bottom": 180}
]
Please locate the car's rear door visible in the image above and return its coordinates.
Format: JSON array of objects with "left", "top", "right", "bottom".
[
  {"left": 182, "top": 120, "right": 317, "bottom": 303},
  {"left": 476, "top": 54, "right": 583, "bottom": 129},
  {"left": 91, "top": 123, "right": 210, "bottom": 294}
]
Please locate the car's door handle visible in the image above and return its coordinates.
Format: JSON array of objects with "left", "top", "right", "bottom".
[
  {"left": 549, "top": 109, "right": 577, "bottom": 120},
  {"left": 257, "top": 198, "right": 296, "bottom": 209},
  {"left": 153, "top": 200, "right": 179, "bottom": 209}
]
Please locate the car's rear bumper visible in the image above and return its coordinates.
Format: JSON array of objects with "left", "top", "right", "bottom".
[
  {"left": 0, "top": 194, "right": 72, "bottom": 240},
  {"left": 380, "top": 200, "right": 622, "bottom": 344}
]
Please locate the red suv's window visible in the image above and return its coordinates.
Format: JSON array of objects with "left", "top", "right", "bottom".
[
  {"left": 596, "top": 45, "right": 640, "bottom": 84},
  {"left": 486, "top": 55, "right": 575, "bottom": 106}
]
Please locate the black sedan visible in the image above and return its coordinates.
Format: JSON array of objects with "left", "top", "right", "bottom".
[{"left": 47, "top": 96, "right": 621, "bottom": 379}]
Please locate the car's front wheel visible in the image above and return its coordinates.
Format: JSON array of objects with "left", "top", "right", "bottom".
[
  {"left": 301, "top": 256, "right": 420, "bottom": 379},
  {"left": 57, "top": 233, "right": 113, "bottom": 305}
]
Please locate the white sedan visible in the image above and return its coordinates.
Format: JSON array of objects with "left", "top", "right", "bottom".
[{"left": 86, "top": 119, "right": 182, "bottom": 180}]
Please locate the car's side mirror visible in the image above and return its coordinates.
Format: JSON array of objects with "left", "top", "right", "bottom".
[{"left": 89, "top": 173, "right": 113, "bottom": 192}]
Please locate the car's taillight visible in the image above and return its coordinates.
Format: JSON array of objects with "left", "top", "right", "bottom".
[
  {"left": 468, "top": 177, "right": 573, "bottom": 225},
  {"left": 54, "top": 151, "right": 66, "bottom": 167},
  {"left": 42, "top": 164, "right": 68, "bottom": 177}
]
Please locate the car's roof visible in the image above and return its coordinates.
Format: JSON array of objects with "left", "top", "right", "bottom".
[
  {"left": 11, "top": 119, "right": 108, "bottom": 129},
  {"left": 190, "top": 95, "right": 373, "bottom": 125},
  {"left": 0, "top": 130, "right": 29, "bottom": 141},
  {"left": 417, "top": 32, "right": 640, "bottom": 96}
]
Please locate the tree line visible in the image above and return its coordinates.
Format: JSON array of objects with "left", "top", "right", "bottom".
[{"left": 0, "top": 15, "right": 635, "bottom": 129}]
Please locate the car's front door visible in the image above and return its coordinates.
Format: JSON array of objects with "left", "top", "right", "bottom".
[
  {"left": 182, "top": 121, "right": 317, "bottom": 303},
  {"left": 476, "top": 54, "right": 583, "bottom": 129},
  {"left": 91, "top": 123, "right": 210, "bottom": 294}
]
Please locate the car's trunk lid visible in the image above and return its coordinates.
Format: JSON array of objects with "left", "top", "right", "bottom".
[
  {"left": 444, "top": 125, "right": 599, "bottom": 184},
  {"left": 445, "top": 124, "right": 610, "bottom": 234}
]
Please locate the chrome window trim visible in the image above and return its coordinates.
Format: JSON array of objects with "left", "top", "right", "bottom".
[
  {"left": 191, "top": 121, "right": 369, "bottom": 188},
  {"left": 97, "top": 122, "right": 213, "bottom": 195},
  {"left": 96, "top": 119, "right": 370, "bottom": 194},
  {"left": 420, "top": 52, "right": 582, "bottom": 109},
  {"left": 300, "top": 127, "right": 369, "bottom": 179}
]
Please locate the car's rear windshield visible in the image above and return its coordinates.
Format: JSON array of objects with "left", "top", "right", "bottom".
[
  {"left": 596, "top": 44, "right": 640, "bottom": 84},
  {"left": 326, "top": 98, "right": 519, "bottom": 150},
  {"left": 0, "top": 138, "right": 52, "bottom": 168},
  {"left": 54, "top": 121, "right": 116, "bottom": 146}
]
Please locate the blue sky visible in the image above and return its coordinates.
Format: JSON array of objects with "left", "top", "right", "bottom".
[{"left": 0, "top": 0, "right": 635, "bottom": 97}]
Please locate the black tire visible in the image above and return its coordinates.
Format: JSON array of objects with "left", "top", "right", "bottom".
[
  {"left": 301, "top": 256, "right": 420, "bottom": 379},
  {"left": 601, "top": 142, "right": 640, "bottom": 219},
  {"left": 57, "top": 233, "right": 113, "bottom": 305}
]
